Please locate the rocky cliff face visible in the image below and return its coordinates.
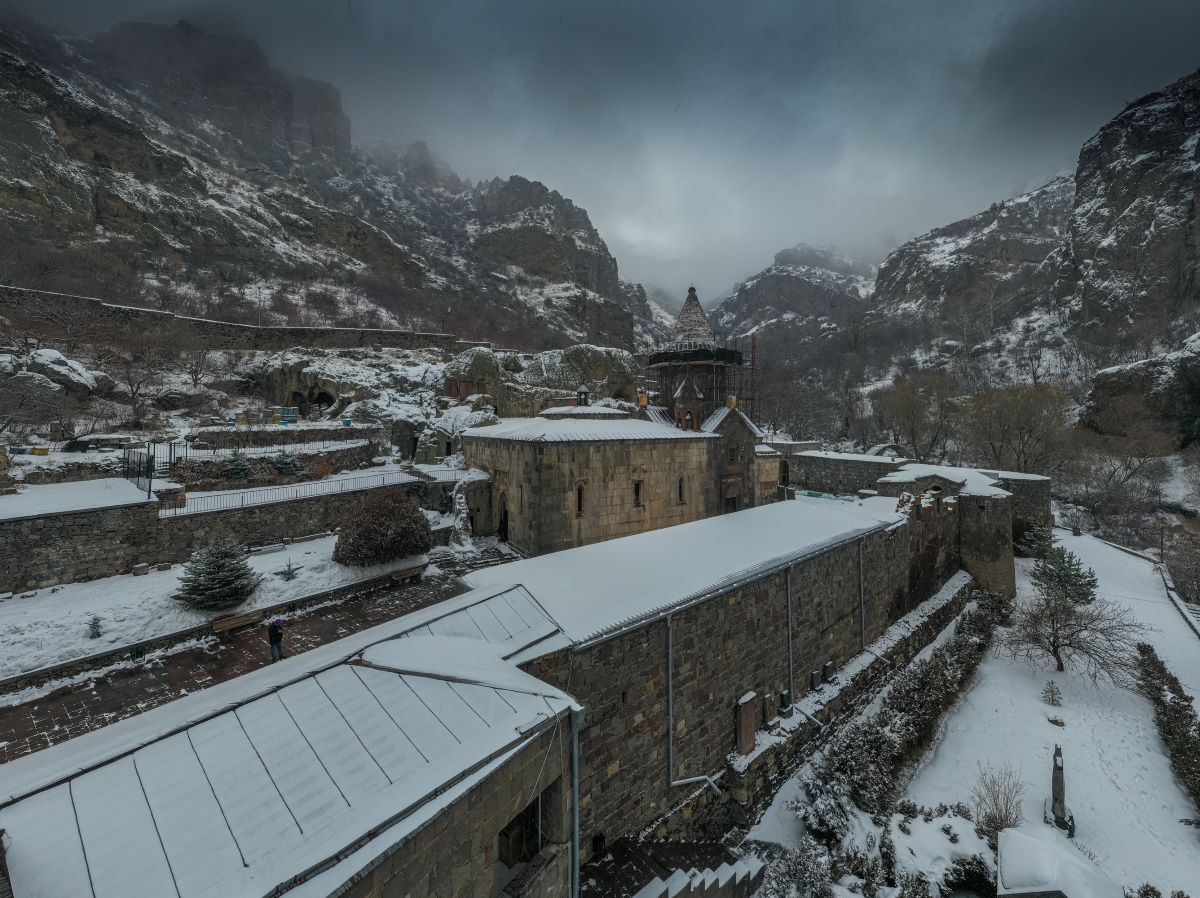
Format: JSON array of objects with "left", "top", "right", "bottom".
[
  {"left": 0, "top": 14, "right": 644, "bottom": 351},
  {"left": 709, "top": 244, "right": 875, "bottom": 369}
]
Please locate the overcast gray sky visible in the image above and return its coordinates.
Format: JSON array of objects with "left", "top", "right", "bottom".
[{"left": 24, "top": 0, "right": 1200, "bottom": 299}]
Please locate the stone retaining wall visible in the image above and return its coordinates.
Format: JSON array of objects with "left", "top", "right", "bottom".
[
  {"left": 11, "top": 457, "right": 124, "bottom": 485},
  {"left": 0, "top": 285, "right": 482, "bottom": 352},
  {"left": 0, "top": 482, "right": 423, "bottom": 593},
  {"left": 190, "top": 424, "right": 387, "bottom": 449},
  {"left": 169, "top": 442, "right": 381, "bottom": 490}
]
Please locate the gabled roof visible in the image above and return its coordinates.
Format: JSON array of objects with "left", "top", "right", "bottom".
[
  {"left": 700, "top": 405, "right": 765, "bottom": 438},
  {"left": 879, "top": 463, "right": 1010, "bottom": 498},
  {"left": 671, "top": 287, "right": 716, "bottom": 344},
  {"left": 0, "top": 594, "right": 574, "bottom": 898}
]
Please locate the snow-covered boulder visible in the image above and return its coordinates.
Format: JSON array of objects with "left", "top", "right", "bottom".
[{"left": 26, "top": 348, "right": 98, "bottom": 395}]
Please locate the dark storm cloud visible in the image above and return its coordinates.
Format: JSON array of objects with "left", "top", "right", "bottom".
[{"left": 21, "top": 0, "right": 1200, "bottom": 299}]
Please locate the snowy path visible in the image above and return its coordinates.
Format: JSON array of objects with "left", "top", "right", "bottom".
[
  {"left": 906, "top": 535, "right": 1200, "bottom": 893},
  {"left": 0, "top": 535, "right": 425, "bottom": 681}
]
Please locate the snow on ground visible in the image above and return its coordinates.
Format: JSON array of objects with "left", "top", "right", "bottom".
[
  {"left": 0, "top": 535, "right": 426, "bottom": 681},
  {"left": 0, "top": 478, "right": 149, "bottom": 521},
  {"left": 906, "top": 534, "right": 1200, "bottom": 894}
]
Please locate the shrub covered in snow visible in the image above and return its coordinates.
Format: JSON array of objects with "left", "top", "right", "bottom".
[
  {"left": 223, "top": 450, "right": 250, "bottom": 482},
  {"left": 1135, "top": 642, "right": 1200, "bottom": 825},
  {"left": 333, "top": 491, "right": 431, "bottom": 566},
  {"left": 802, "top": 599, "right": 999, "bottom": 837},
  {"left": 175, "top": 535, "right": 263, "bottom": 611},
  {"left": 759, "top": 836, "right": 833, "bottom": 898},
  {"left": 969, "top": 762, "right": 1026, "bottom": 840},
  {"left": 272, "top": 451, "right": 302, "bottom": 475}
]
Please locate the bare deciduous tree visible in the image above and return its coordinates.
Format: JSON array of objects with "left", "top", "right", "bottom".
[
  {"left": 954, "top": 382, "right": 1073, "bottom": 474},
  {"left": 970, "top": 762, "right": 1026, "bottom": 838},
  {"left": 1004, "top": 594, "right": 1146, "bottom": 683},
  {"left": 872, "top": 371, "right": 956, "bottom": 462}
]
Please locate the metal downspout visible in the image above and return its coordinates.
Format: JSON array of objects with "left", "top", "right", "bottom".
[
  {"left": 859, "top": 538, "right": 866, "bottom": 650},
  {"left": 570, "top": 705, "right": 583, "bottom": 898},
  {"left": 786, "top": 565, "right": 795, "bottom": 707}
]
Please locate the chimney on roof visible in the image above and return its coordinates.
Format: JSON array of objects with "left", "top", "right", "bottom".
[{"left": 726, "top": 395, "right": 738, "bottom": 408}]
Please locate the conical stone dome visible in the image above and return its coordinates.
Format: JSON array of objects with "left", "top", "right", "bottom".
[{"left": 672, "top": 287, "right": 716, "bottom": 344}]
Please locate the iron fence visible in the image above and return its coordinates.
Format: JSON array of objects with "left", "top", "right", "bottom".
[
  {"left": 122, "top": 447, "right": 155, "bottom": 498},
  {"left": 149, "top": 436, "right": 378, "bottom": 469},
  {"left": 160, "top": 470, "right": 420, "bottom": 517}
]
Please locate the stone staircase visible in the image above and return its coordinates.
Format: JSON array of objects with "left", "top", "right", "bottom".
[{"left": 581, "top": 840, "right": 764, "bottom": 898}]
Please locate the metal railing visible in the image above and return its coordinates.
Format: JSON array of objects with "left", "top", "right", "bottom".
[
  {"left": 152, "top": 437, "right": 378, "bottom": 467},
  {"left": 160, "top": 470, "right": 419, "bottom": 517},
  {"left": 122, "top": 447, "right": 155, "bottom": 498}
]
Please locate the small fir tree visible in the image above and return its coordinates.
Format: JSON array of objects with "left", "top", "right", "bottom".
[
  {"left": 1031, "top": 546, "right": 1099, "bottom": 606},
  {"left": 1017, "top": 524, "right": 1053, "bottom": 559},
  {"left": 896, "top": 872, "right": 932, "bottom": 898},
  {"left": 333, "top": 492, "right": 432, "bottom": 567},
  {"left": 272, "top": 451, "right": 302, "bottom": 476},
  {"left": 175, "top": 534, "right": 262, "bottom": 611},
  {"left": 88, "top": 614, "right": 103, "bottom": 639},
  {"left": 1041, "top": 679, "right": 1063, "bottom": 706},
  {"left": 223, "top": 450, "right": 250, "bottom": 482}
]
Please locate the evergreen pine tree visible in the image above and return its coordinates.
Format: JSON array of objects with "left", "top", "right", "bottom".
[
  {"left": 272, "top": 451, "right": 302, "bottom": 476},
  {"left": 1031, "top": 546, "right": 1099, "bottom": 606},
  {"left": 176, "top": 535, "right": 263, "bottom": 611},
  {"left": 1041, "top": 680, "right": 1063, "bottom": 706},
  {"left": 223, "top": 450, "right": 250, "bottom": 482},
  {"left": 1017, "top": 524, "right": 1053, "bottom": 559}
]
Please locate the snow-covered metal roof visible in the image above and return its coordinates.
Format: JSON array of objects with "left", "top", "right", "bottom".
[
  {"left": 463, "top": 417, "right": 716, "bottom": 442},
  {"left": 754, "top": 443, "right": 781, "bottom": 456},
  {"left": 880, "top": 463, "right": 1011, "bottom": 498},
  {"left": 538, "top": 404, "right": 629, "bottom": 418},
  {"left": 796, "top": 449, "right": 906, "bottom": 464},
  {"left": 997, "top": 827, "right": 1122, "bottom": 897},
  {"left": 464, "top": 495, "right": 906, "bottom": 645},
  {"left": 700, "top": 405, "right": 765, "bottom": 438},
  {"left": 0, "top": 589, "right": 572, "bottom": 898}
]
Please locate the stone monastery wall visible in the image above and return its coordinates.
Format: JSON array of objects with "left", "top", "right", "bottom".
[
  {"left": 0, "top": 285, "right": 478, "bottom": 352},
  {"left": 0, "top": 482, "right": 422, "bottom": 593},
  {"left": 522, "top": 520, "right": 920, "bottom": 861},
  {"left": 789, "top": 454, "right": 904, "bottom": 495}
]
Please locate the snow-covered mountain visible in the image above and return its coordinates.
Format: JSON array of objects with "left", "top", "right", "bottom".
[
  {"left": 709, "top": 244, "right": 876, "bottom": 370},
  {"left": 0, "top": 14, "right": 666, "bottom": 351},
  {"left": 717, "top": 64, "right": 1200, "bottom": 435}
]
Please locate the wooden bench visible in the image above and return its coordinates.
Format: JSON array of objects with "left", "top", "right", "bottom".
[{"left": 211, "top": 610, "right": 264, "bottom": 634}]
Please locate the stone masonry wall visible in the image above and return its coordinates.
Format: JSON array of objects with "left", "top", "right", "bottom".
[
  {"left": 337, "top": 724, "right": 571, "bottom": 898},
  {"left": 0, "top": 285, "right": 478, "bottom": 352},
  {"left": 789, "top": 454, "right": 904, "bottom": 495},
  {"left": 521, "top": 519, "right": 922, "bottom": 862},
  {"left": 958, "top": 495, "right": 1016, "bottom": 595},
  {"left": 0, "top": 499, "right": 159, "bottom": 591},
  {"left": 0, "top": 482, "right": 423, "bottom": 593},
  {"left": 191, "top": 424, "right": 387, "bottom": 449},
  {"left": 464, "top": 436, "right": 717, "bottom": 555},
  {"left": 1003, "top": 476, "right": 1053, "bottom": 540}
]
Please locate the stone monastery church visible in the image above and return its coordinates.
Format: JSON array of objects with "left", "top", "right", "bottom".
[{"left": 0, "top": 290, "right": 1051, "bottom": 898}]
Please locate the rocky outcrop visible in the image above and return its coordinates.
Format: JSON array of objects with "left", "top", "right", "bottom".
[
  {"left": 1085, "top": 334, "right": 1200, "bottom": 442},
  {"left": 1069, "top": 69, "right": 1200, "bottom": 328},
  {"left": 710, "top": 244, "right": 875, "bottom": 368},
  {"left": 871, "top": 177, "right": 1074, "bottom": 329}
]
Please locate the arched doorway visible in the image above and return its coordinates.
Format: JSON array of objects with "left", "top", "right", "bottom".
[
  {"left": 498, "top": 493, "right": 509, "bottom": 542},
  {"left": 780, "top": 459, "right": 790, "bottom": 486}
]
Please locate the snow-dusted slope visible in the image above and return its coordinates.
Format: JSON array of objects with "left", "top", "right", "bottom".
[
  {"left": 709, "top": 244, "right": 876, "bottom": 368},
  {"left": 0, "top": 13, "right": 648, "bottom": 350}
]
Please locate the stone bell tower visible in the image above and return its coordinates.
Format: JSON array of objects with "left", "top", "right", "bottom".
[{"left": 647, "top": 287, "right": 744, "bottom": 429}]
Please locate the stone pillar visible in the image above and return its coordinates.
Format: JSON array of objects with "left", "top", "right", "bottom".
[
  {"left": 1052, "top": 744, "right": 1067, "bottom": 827},
  {"left": 736, "top": 692, "right": 759, "bottom": 755}
]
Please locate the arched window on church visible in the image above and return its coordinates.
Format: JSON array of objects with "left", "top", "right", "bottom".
[
  {"left": 576, "top": 482, "right": 585, "bottom": 516},
  {"left": 684, "top": 412, "right": 693, "bottom": 430},
  {"left": 677, "top": 475, "right": 686, "bottom": 504}
]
